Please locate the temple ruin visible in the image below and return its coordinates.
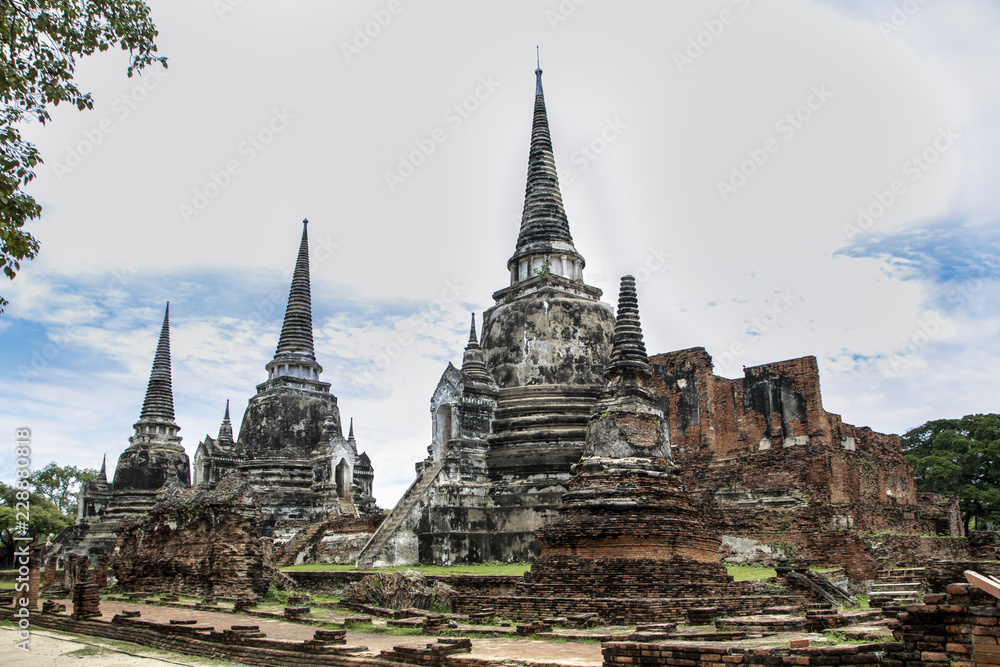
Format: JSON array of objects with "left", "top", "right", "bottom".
[
  {"left": 357, "top": 64, "right": 961, "bottom": 575},
  {"left": 51, "top": 221, "right": 381, "bottom": 572}
]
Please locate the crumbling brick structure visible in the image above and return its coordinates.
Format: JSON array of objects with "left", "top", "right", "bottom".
[
  {"left": 455, "top": 278, "right": 802, "bottom": 624},
  {"left": 647, "top": 348, "right": 962, "bottom": 579},
  {"left": 368, "top": 65, "right": 959, "bottom": 573},
  {"left": 112, "top": 473, "right": 269, "bottom": 600}
]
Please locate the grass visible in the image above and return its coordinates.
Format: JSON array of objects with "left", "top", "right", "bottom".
[
  {"left": 281, "top": 562, "right": 532, "bottom": 576},
  {"left": 0, "top": 581, "right": 15, "bottom": 589},
  {"left": 726, "top": 564, "right": 777, "bottom": 581}
]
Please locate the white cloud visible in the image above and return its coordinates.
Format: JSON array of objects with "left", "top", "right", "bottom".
[{"left": 2, "top": 0, "right": 999, "bottom": 507}]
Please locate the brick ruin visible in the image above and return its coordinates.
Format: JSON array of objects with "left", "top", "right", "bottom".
[
  {"left": 645, "top": 348, "right": 963, "bottom": 581},
  {"left": 468, "top": 277, "right": 780, "bottom": 624},
  {"left": 49, "top": 221, "right": 382, "bottom": 573},
  {"left": 360, "top": 64, "right": 962, "bottom": 579},
  {"left": 112, "top": 473, "right": 270, "bottom": 600}
]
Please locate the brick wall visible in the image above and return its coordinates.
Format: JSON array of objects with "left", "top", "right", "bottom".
[
  {"left": 453, "top": 594, "right": 801, "bottom": 625},
  {"left": 603, "top": 641, "right": 903, "bottom": 666}
]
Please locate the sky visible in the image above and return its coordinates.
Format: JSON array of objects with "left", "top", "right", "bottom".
[{"left": 1, "top": 0, "right": 998, "bottom": 509}]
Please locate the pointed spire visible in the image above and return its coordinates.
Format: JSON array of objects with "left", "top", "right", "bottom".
[
  {"left": 217, "top": 400, "right": 235, "bottom": 446},
  {"left": 605, "top": 276, "right": 652, "bottom": 382},
  {"left": 99, "top": 454, "right": 107, "bottom": 482},
  {"left": 348, "top": 418, "right": 355, "bottom": 442},
  {"left": 132, "top": 302, "right": 181, "bottom": 442},
  {"left": 461, "top": 313, "right": 495, "bottom": 385},
  {"left": 266, "top": 220, "right": 324, "bottom": 382},
  {"left": 515, "top": 58, "right": 575, "bottom": 251},
  {"left": 501, "top": 58, "right": 590, "bottom": 297},
  {"left": 139, "top": 303, "right": 177, "bottom": 422},
  {"left": 467, "top": 313, "right": 479, "bottom": 346},
  {"left": 275, "top": 220, "right": 316, "bottom": 359}
]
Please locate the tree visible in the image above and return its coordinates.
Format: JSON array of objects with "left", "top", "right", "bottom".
[
  {"left": 0, "top": 1, "right": 166, "bottom": 311},
  {"left": 0, "top": 481, "right": 72, "bottom": 567},
  {"left": 902, "top": 413, "right": 1000, "bottom": 534},
  {"left": 27, "top": 461, "right": 98, "bottom": 515}
]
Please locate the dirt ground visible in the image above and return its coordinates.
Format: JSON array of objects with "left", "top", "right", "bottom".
[{"left": 0, "top": 599, "right": 606, "bottom": 666}]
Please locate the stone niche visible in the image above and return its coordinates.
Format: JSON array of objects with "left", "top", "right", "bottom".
[{"left": 112, "top": 473, "right": 269, "bottom": 600}]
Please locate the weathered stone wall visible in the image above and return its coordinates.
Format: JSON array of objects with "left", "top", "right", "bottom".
[
  {"left": 867, "top": 531, "right": 1000, "bottom": 568},
  {"left": 112, "top": 474, "right": 269, "bottom": 599}
]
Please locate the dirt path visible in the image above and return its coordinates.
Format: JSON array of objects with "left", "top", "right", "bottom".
[
  {"left": 0, "top": 626, "right": 224, "bottom": 666},
  {"left": 2, "top": 600, "right": 605, "bottom": 666}
]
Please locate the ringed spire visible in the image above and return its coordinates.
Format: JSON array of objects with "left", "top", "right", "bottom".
[
  {"left": 266, "top": 219, "right": 324, "bottom": 382},
  {"left": 506, "top": 56, "right": 587, "bottom": 290}
]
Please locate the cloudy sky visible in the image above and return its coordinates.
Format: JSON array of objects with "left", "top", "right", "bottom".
[{"left": 1, "top": 0, "right": 998, "bottom": 508}]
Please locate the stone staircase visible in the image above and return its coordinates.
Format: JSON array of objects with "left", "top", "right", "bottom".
[
  {"left": 355, "top": 461, "right": 444, "bottom": 568},
  {"left": 273, "top": 521, "right": 333, "bottom": 567},
  {"left": 868, "top": 567, "right": 925, "bottom": 607}
]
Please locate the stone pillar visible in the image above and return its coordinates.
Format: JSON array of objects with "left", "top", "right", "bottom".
[
  {"left": 91, "top": 557, "right": 109, "bottom": 589},
  {"left": 42, "top": 557, "right": 57, "bottom": 589},
  {"left": 63, "top": 554, "right": 77, "bottom": 590},
  {"left": 27, "top": 545, "right": 41, "bottom": 611},
  {"left": 71, "top": 562, "right": 100, "bottom": 620}
]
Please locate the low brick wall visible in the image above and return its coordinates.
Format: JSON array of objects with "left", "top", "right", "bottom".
[
  {"left": 284, "top": 572, "right": 520, "bottom": 597},
  {"left": 894, "top": 582, "right": 1000, "bottom": 666},
  {"left": 0, "top": 608, "right": 394, "bottom": 667},
  {"left": 923, "top": 561, "right": 1000, "bottom": 593},
  {"left": 603, "top": 641, "right": 903, "bottom": 666},
  {"left": 453, "top": 594, "right": 801, "bottom": 625}
]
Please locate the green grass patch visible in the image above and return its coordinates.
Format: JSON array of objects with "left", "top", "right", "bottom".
[
  {"left": 64, "top": 647, "right": 111, "bottom": 658},
  {"left": 0, "top": 581, "right": 15, "bottom": 589},
  {"left": 339, "top": 622, "right": 425, "bottom": 636},
  {"left": 281, "top": 562, "right": 531, "bottom": 577},
  {"left": 726, "top": 564, "right": 777, "bottom": 581}
]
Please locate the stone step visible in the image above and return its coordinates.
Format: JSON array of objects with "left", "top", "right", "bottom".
[
  {"left": 868, "top": 591, "right": 921, "bottom": 599},
  {"left": 871, "top": 582, "right": 921, "bottom": 591}
]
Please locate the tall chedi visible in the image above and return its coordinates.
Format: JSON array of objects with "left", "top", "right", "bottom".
[
  {"left": 53, "top": 304, "right": 191, "bottom": 560},
  {"left": 112, "top": 303, "right": 191, "bottom": 503},
  {"left": 511, "top": 277, "right": 754, "bottom": 624},
  {"left": 358, "top": 60, "right": 616, "bottom": 568},
  {"left": 478, "top": 60, "right": 615, "bottom": 560},
  {"left": 235, "top": 220, "right": 356, "bottom": 531}
]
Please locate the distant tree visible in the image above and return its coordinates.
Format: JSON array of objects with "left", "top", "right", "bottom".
[
  {"left": 0, "top": 1, "right": 166, "bottom": 312},
  {"left": 0, "top": 482, "right": 72, "bottom": 567},
  {"left": 27, "top": 462, "right": 99, "bottom": 515},
  {"left": 902, "top": 413, "right": 1000, "bottom": 534}
]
